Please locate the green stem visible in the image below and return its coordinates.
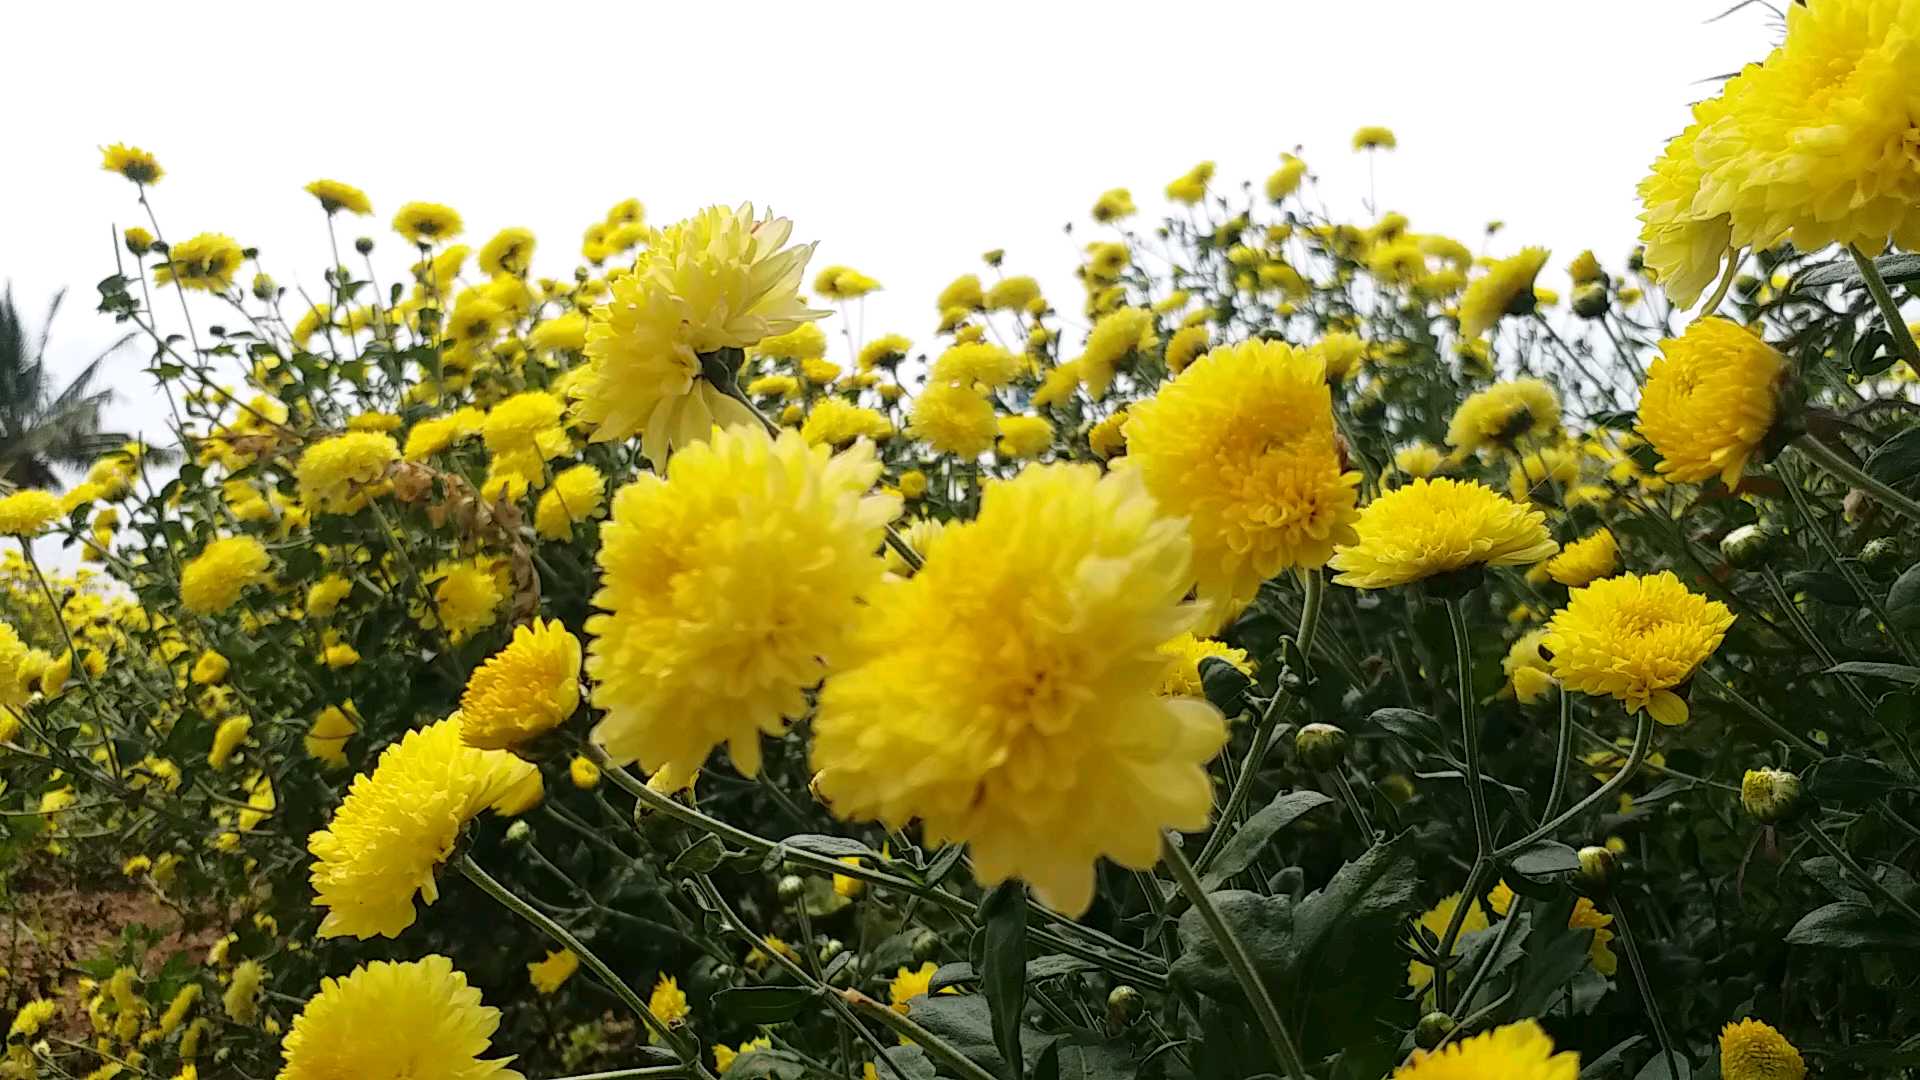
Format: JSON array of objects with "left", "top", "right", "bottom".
[
  {"left": 1447, "top": 599, "right": 1494, "bottom": 858},
  {"left": 1493, "top": 711, "right": 1653, "bottom": 862},
  {"left": 1606, "top": 894, "right": 1680, "bottom": 1080},
  {"left": 1796, "top": 434, "right": 1920, "bottom": 527},
  {"left": 1161, "top": 832, "right": 1310, "bottom": 1080},
  {"left": 1697, "top": 246, "right": 1744, "bottom": 317},
  {"left": 842, "top": 992, "right": 1005, "bottom": 1080},
  {"left": 1850, "top": 244, "right": 1920, "bottom": 370},
  {"left": 457, "top": 856, "right": 713, "bottom": 1079},
  {"left": 1700, "top": 667, "right": 1828, "bottom": 760},
  {"left": 1541, "top": 688, "right": 1575, "bottom": 824},
  {"left": 1802, "top": 819, "right": 1920, "bottom": 926},
  {"left": 538, "top": 1070, "right": 689, "bottom": 1080}
]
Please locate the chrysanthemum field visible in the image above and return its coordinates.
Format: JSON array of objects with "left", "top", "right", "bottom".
[{"left": 7, "top": 4, "right": 1920, "bottom": 1079}]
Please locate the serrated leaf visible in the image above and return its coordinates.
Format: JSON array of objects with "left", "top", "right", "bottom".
[
  {"left": 667, "top": 833, "right": 726, "bottom": 875},
  {"left": 712, "top": 985, "right": 817, "bottom": 1024},
  {"left": 979, "top": 881, "right": 1028, "bottom": 1080},
  {"left": 1793, "top": 251, "right": 1920, "bottom": 289},
  {"left": 1825, "top": 661, "right": 1920, "bottom": 686},
  {"left": 1805, "top": 755, "right": 1911, "bottom": 805},
  {"left": 1367, "top": 707, "right": 1443, "bottom": 751},
  {"left": 782, "top": 834, "right": 876, "bottom": 859},
  {"left": 1507, "top": 840, "right": 1581, "bottom": 877},
  {"left": 1786, "top": 900, "right": 1920, "bottom": 950},
  {"left": 1200, "top": 789, "right": 1335, "bottom": 890}
]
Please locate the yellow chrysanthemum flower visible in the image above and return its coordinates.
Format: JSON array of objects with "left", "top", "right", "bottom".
[
  {"left": 1091, "top": 188, "right": 1136, "bottom": 222},
  {"left": 1719, "top": 1018, "right": 1806, "bottom": 1080},
  {"left": 909, "top": 382, "right": 997, "bottom": 457},
  {"left": 461, "top": 619, "right": 583, "bottom": 751},
  {"left": 0, "top": 489, "right": 62, "bottom": 537},
  {"left": 1544, "top": 570, "right": 1734, "bottom": 726},
  {"left": 1545, "top": 529, "right": 1619, "bottom": 587},
  {"left": 306, "top": 575, "right": 353, "bottom": 619},
  {"left": 478, "top": 227, "right": 536, "bottom": 277},
  {"left": 1156, "top": 632, "right": 1253, "bottom": 697},
  {"left": 305, "top": 179, "right": 371, "bottom": 216},
  {"left": 225, "top": 959, "right": 263, "bottom": 1023},
  {"left": 1694, "top": 0, "right": 1920, "bottom": 258},
  {"left": 812, "top": 265, "right": 881, "bottom": 299},
  {"left": 534, "top": 464, "right": 608, "bottom": 541},
  {"left": 154, "top": 233, "right": 245, "bottom": 293},
  {"left": 1503, "top": 629, "right": 1555, "bottom": 704},
  {"left": 1394, "top": 442, "right": 1446, "bottom": 479},
  {"left": 306, "top": 703, "right": 358, "bottom": 768},
  {"left": 985, "top": 275, "right": 1042, "bottom": 312},
  {"left": 297, "top": 432, "right": 398, "bottom": 514},
  {"left": 101, "top": 143, "right": 163, "bottom": 184},
  {"left": 1075, "top": 307, "right": 1157, "bottom": 400},
  {"left": 715, "top": 1038, "right": 773, "bottom": 1074},
  {"left": 1352, "top": 126, "right": 1397, "bottom": 151},
  {"left": 279, "top": 956, "right": 521, "bottom": 1080},
  {"left": 1487, "top": 881, "right": 1615, "bottom": 974},
  {"left": 858, "top": 334, "right": 912, "bottom": 370},
  {"left": 1163, "top": 325, "right": 1209, "bottom": 374},
  {"left": 392, "top": 202, "right": 465, "bottom": 244},
  {"left": 1406, "top": 891, "right": 1488, "bottom": 995},
  {"left": 1330, "top": 479, "right": 1557, "bottom": 590},
  {"left": 0, "top": 623, "right": 31, "bottom": 711},
  {"left": 1393, "top": 1020, "right": 1578, "bottom": 1080},
  {"left": 588, "top": 425, "right": 896, "bottom": 777},
  {"left": 180, "top": 536, "right": 272, "bottom": 615},
  {"left": 1165, "top": 160, "right": 1215, "bottom": 204},
  {"left": 1127, "top": 339, "right": 1360, "bottom": 614},
  {"left": 1446, "top": 378, "right": 1562, "bottom": 453},
  {"left": 573, "top": 204, "right": 824, "bottom": 463},
  {"left": 1315, "top": 330, "right": 1366, "bottom": 381},
  {"left": 801, "top": 398, "right": 892, "bottom": 450},
  {"left": 1458, "top": 247, "right": 1549, "bottom": 339},
  {"left": 421, "top": 559, "right": 507, "bottom": 645},
  {"left": 308, "top": 717, "right": 535, "bottom": 938},
  {"left": 527, "top": 949, "right": 578, "bottom": 994},
  {"left": 1637, "top": 97, "right": 1738, "bottom": 308},
  {"left": 813, "top": 464, "right": 1226, "bottom": 915},
  {"left": 649, "top": 973, "right": 691, "bottom": 1033},
  {"left": 995, "top": 415, "right": 1053, "bottom": 460},
  {"left": 931, "top": 342, "right": 1020, "bottom": 389},
  {"left": 755, "top": 322, "right": 830, "bottom": 362},
  {"left": 888, "top": 961, "right": 938, "bottom": 1013},
  {"left": 1637, "top": 317, "right": 1784, "bottom": 489}
]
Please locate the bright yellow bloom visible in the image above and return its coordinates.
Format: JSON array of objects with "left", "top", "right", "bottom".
[
  {"left": 1127, "top": 339, "right": 1360, "bottom": 613},
  {"left": 813, "top": 265, "right": 881, "bottom": 299},
  {"left": 422, "top": 559, "right": 507, "bottom": 645},
  {"left": 1156, "top": 632, "right": 1253, "bottom": 697},
  {"left": 755, "top": 321, "right": 830, "bottom": 361},
  {"left": 649, "top": 974, "right": 691, "bottom": 1035},
  {"left": 1487, "top": 881, "right": 1615, "bottom": 974},
  {"left": 1394, "top": 442, "right": 1445, "bottom": 479},
  {"left": 190, "top": 650, "right": 229, "bottom": 685},
  {"left": 1164, "top": 325, "right": 1209, "bottom": 374},
  {"left": 1393, "top": 1020, "right": 1578, "bottom": 1080},
  {"left": 307, "top": 575, "right": 354, "bottom": 619},
  {"left": 0, "top": 489, "right": 61, "bottom": 536},
  {"left": 858, "top": 334, "right": 912, "bottom": 370},
  {"left": 306, "top": 703, "right": 358, "bottom": 768},
  {"left": 154, "top": 233, "right": 245, "bottom": 293},
  {"left": 527, "top": 949, "right": 578, "bottom": 994},
  {"left": 801, "top": 398, "right": 892, "bottom": 449},
  {"left": 225, "top": 960, "right": 263, "bottom": 1024},
  {"left": 1446, "top": 378, "right": 1561, "bottom": 453},
  {"left": 279, "top": 956, "right": 522, "bottom": 1080},
  {"left": 1314, "top": 331, "right": 1366, "bottom": 381},
  {"left": 535, "top": 464, "right": 607, "bottom": 540},
  {"left": 1089, "top": 411, "right": 1129, "bottom": 460},
  {"left": 909, "top": 382, "right": 997, "bottom": 457},
  {"left": 986, "top": 275, "right": 1042, "bottom": 312},
  {"left": 1165, "top": 161, "right": 1215, "bottom": 204},
  {"left": 305, "top": 179, "right": 371, "bottom": 216},
  {"left": 889, "top": 962, "right": 938, "bottom": 1013},
  {"left": 1457, "top": 248, "right": 1549, "bottom": 339},
  {"left": 1503, "top": 629, "right": 1556, "bottom": 704},
  {"left": 1407, "top": 892, "right": 1487, "bottom": 994},
  {"left": 1545, "top": 571, "right": 1734, "bottom": 726},
  {"left": 569, "top": 755, "right": 601, "bottom": 789},
  {"left": 1330, "top": 479, "right": 1557, "bottom": 589},
  {"left": 1545, "top": 529, "right": 1619, "bottom": 587},
  {"left": 479, "top": 227, "right": 536, "bottom": 277},
  {"left": 1638, "top": 317, "right": 1784, "bottom": 488},
  {"left": 460, "top": 619, "right": 583, "bottom": 750},
  {"left": 1075, "top": 307, "right": 1156, "bottom": 400},
  {"left": 392, "top": 202, "right": 465, "bottom": 244},
  {"left": 101, "top": 143, "right": 163, "bottom": 184},
  {"left": 1091, "top": 188, "right": 1136, "bottom": 222},
  {"left": 308, "top": 717, "right": 535, "bottom": 938},
  {"left": 297, "top": 432, "right": 399, "bottom": 514},
  {"left": 1266, "top": 154, "right": 1308, "bottom": 201},
  {"left": 1638, "top": 96, "right": 1737, "bottom": 307},
  {"left": 588, "top": 425, "right": 896, "bottom": 777},
  {"left": 814, "top": 464, "right": 1225, "bottom": 915},
  {"left": 404, "top": 410, "right": 481, "bottom": 460},
  {"left": 1352, "top": 126, "right": 1397, "bottom": 151},
  {"left": 714, "top": 1038, "right": 773, "bottom": 1073},
  {"left": 995, "top": 415, "right": 1053, "bottom": 459},
  {"left": 10, "top": 998, "right": 58, "bottom": 1039},
  {"left": 1719, "top": 1018, "right": 1806, "bottom": 1080},
  {"left": 931, "top": 342, "right": 1021, "bottom": 389},
  {"left": 484, "top": 391, "right": 569, "bottom": 472},
  {"left": 180, "top": 536, "right": 272, "bottom": 614}
]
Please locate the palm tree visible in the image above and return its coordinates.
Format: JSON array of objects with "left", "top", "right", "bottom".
[{"left": 0, "top": 284, "right": 135, "bottom": 490}]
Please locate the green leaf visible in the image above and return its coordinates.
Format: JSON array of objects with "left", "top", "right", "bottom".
[
  {"left": 1580, "top": 1036, "right": 1648, "bottom": 1079},
  {"left": 726, "top": 1050, "right": 809, "bottom": 1080},
  {"left": 782, "top": 834, "right": 876, "bottom": 859},
  {"left": 979, "top": 881, "right": 1028, "bottom": 1080},
  {"left": 1887, "top": 564, "right": 1920, "bottom": 630},
  {"left": 1794, "top": 251, "right": 1920, "bottom": 289},
  {"left": 1200, "top": 789, "right": 1336, "bottom": 890},
  {"left": 1786, "top": 900, "right": 1920, "bottom": 950},
  {"left": 1631, "top": 1052, "right": 1693, "bottom": 1080},
  {"left": 1805, "top": 755, "right": 1912, "bottom": 805},
  {"left": 712, "top": 985, "right": 817, "bottom": 1024},
  {"left": 1825, "top": 661, "right": 1920, "bottom": 686},
  {"left": 1507, "top": 840, "right": 1581, "bottom": 877},
  {"left": 1367, "top": 707, "right": 1444, "bottom": 752},
  {"left": 1505, "top": 896, "right": 1592, "bottom": 1017},
  {"left": 877, "top": 1046, "right": 938, "bottom": 1080},
  {"left": 667, "top": 834, "right": 727, "bottom": 875},
  {"left": 1199, "top": 655, "right": 1254, "bottom": 711},
  {"left": 1779, "top": 570, "right": 1858, "bottom": 605},
  {"left": 1868, "top": 428, "right": 1920, "bottom": 490},
  {"left": 908, "top": 995, "right": 1054, "bottom": 1075}
]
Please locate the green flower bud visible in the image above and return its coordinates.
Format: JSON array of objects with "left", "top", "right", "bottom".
[
  {"left": 777, "top": 874, "right": 806, "bottom": 904},
  {"left": 354, "top": 236, "right": 374, "bottom": 255},
  {"left": 1295, "top": 723, "right": 1350, "bottom": 772},
  {"left": 1860, "top": 537, "right": 1902, "bottom": 573},
  {"left": 1741, "top": 767, "right": 1804, "bottom": 825},
  {"left": 1720, "top": 524, "right": 1777, "bottom": 570},
  {"left": 1106, "top": 985, "right": 1141, "bottom": 1029},
  {"left": 911, "top": 929, "right": 941, "bottom": 963},
  {"left": 1573, "top": 845, "right": 1615, "bottom": 897},
  {"left": 1415, "top": 1011, "right": 1454, "bottom": 1050},
  {"left": 1572, "top": 282, "right": 1610, "bottom": 319},
  {"left": 817, "top": 939, "right": 846, "bottom": 964},
  {"left": 503, "top": 820, "right": 533, "bottom": 847}
]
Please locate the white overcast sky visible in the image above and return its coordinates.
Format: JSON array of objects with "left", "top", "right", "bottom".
[{"left": 3, "top": 0, "right": 1776, "bottom": 451}]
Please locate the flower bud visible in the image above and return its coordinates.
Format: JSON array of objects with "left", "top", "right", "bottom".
[
  {"left": 1573, "top": 845, "right": 1615, "bottom": 897},
  {"left": 1860, "top": 536, "right": 1902, "bottom": 573},
  {"left": 1741, "top": 767, "right": 1803, "bottom": 825},
  {"left": 1572, "top": 283, "right": 1610, "bottom": 319},
  {"left": 354, "top": 236, "right": 374, "bottom": 255},
  {"left": 910, "top": 929, "right": 941, "bottom": 963},
  {"left": 1720, "top": 524, "right": 1777, "bottom": 570},
  {"left": 1106, "top": 985, "right": 1141, "bottom": 1029},
  {"left": 1415, "top": 1011, "right": 1453, "bottom": 1050},
  {"left": 817, "top": 938, "right": 846, "bottom": 964},
  {"left": 1295, "top": 723, "right": 1350, "bottom": 772},
  {"left": 503, "top": 820, "right": 533, "bottom": 847},
  {"left": 777, "top": 875, "right": 806, "bottom": 904}
]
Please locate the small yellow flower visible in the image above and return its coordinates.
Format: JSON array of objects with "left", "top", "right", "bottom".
[
  {"left": 101, "top": 143, "right": 163, "bottom": 184},
  {"left": 1719, "top": 1018, "right": 1805, "bottom": 1080},
  {"left": 191, "top": 650, "right": 229, "bottom": 685},
  {"left": 1544, "top": 529, "right": 1619, "bottom": 587},
  {"left": 909, "top": 382, "right": 997, "bottom": 457},
  {"left": 1503, "top": 629, "right": 1555, "bottom": 704},
  {"left": 1544, "top": 571, "right": 1734, "bottom": 726},
  {"left": 306, "top": 703, "right": 358, "bottom": 768},
  {"left": 180, "top": 537, "right": 272, "bottom": 615},
  {"left": 154, "top": 234, "right": 245, "bottom": 293},
  {"left": 569, "top": 755, "right": 602, "bottom": 789},
  {"left": 280, "top": 956, "right": 521, "bottom": 1080},
  {"left": 1394, "top": 442, "right": 1445, "bottom": 479},
  {"left": 534, "top": 464, "right": 607, "bottom": 541},
  {"left": 1637, "top": 318, "right": 1784, "bottom": 489},
  {"left": 208, "top": 716, "right": 252, "bottom": 769},
  {"left": 1393, "top": 1020, "right": 1577, "bottom": 1079},
  {"left": 1447, "top": 378, "right": 1560, "bottom": 453},
  {"left": 888, "top": 961, "right": 938, "bottom": 1013},
  {"left": 1458, "top": 248, "right": 1549, "bottom": 339},
  {"left": 995, "top": 415, "right": 1053, "bottom": 460},
  {"left": 527, "top": 949, "right": 579, "bottom": 994},
  {"left": 305, "top": 179, "right": 371, "bottom": 216},
  {"left": 392, "top": 201, "right": 465, "bottom": 244},
  {"left": 648, "top": 974, "right": 691, "bottom": 1036},
  {"left": 1330, "top": 479, "right": 1557, "bottom": 590},
  {"left": 1406, "top": 892, "right": 1487, "bottom": 996},
  {"left": 1090, "top": 188, "right": 1136, "bottom": 222},
  {"left": 1156, "top": 633, "right": 1253, "bottom": 697},
  {"left": 0, "top": 489, "right": 62, "bottom": 537},
  {"left": 1352, "top": 126, "right": 1397, "bottom": 151}
]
